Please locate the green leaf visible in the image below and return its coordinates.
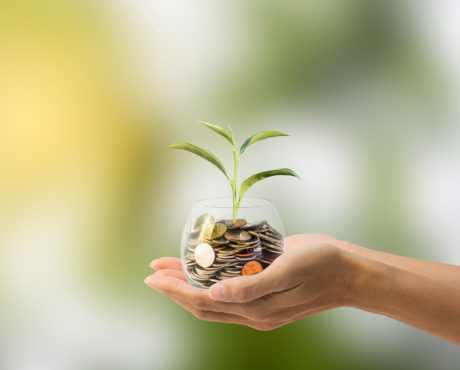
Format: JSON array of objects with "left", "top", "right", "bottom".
[
  {"left": 239, "top": 168, "right": 300, "bottom": 200},
  {"left": 240, "top": 130, "right": 288, "bottom": 155},
  {"left": 168, "top": 142, "right": 228, "bottom": 178},
  {"left": 200, "top": 121, "right": 234, "bottom": 147},
  {"left": 228, "top": 125, "right": 234, "bottom": 144}
]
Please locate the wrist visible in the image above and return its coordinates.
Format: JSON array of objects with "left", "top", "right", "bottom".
[{"left": 337, "top": 250, "right": 391, "bottom": 310}]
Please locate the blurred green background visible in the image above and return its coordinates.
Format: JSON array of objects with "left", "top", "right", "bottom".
[{"left": 0, "top": 0, "right": 459, "bottom": 369}]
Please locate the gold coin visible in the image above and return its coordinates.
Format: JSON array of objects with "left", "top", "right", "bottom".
[{"left": 202, "top": 223, "right": 227, "bottom": 240}]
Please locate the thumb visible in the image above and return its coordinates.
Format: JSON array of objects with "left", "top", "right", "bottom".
[{"left": 208, "top": 267, "right": 282, "bottom": 303}]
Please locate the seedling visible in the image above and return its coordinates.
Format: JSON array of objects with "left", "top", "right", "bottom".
[{"left": 168, "top": 122, "right": 299, "bottom": 222}]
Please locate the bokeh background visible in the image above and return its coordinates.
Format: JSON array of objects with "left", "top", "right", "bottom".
[{"left": 1, "top": 0, "right": 459, "bottom": 369}]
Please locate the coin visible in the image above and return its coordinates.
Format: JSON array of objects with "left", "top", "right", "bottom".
[
  {"left": 249, "top": 231, "right": 283, "bottom": 246},
  {"left": 194, "top": 243, "right": 215, "bottom": 268},
  {"left": 228, "top": 219, "right": 247, "bottom": 229},
  {"left": 203, "top": 237, "right": 229, "bottom": 246},
  {"left": 202, "top": 222, "right": 227, "bottom": 240},
  {"left": 242, "top": 220, "right": 267, "bottom": 230},
  {"left": 258, "top": 258, "right": 273, "bottom": 267},
  {"left": 267, "top": 227, "right": 283, "bottom": 239},
  {"left": 242, "top": 261, "right": 263, "bottom": 276},
  {"left": 224, "top": 229, "right": 252, "bottom": 243},
  {"left": 194, "top": 213, "right": 214, "bottom": 229},
  {"left": 186, "top": 218, "right": 283, "bottom": 286},
  {"left": 189, "top": 228, "right": 201, "bottom": 240}
]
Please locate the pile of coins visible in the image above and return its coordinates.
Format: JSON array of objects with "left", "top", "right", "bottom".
[{"left": 184, "top": 214, "right": 284, "bottom": 288}]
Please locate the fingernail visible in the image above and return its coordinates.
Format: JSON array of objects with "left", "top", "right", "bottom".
[
  {"left": 209, "top": 283, "right": 225, "bottom": 301},
  {"left": 149, "top": 259, "right": 157, "bottom": 268},
  {"left": 144, "top": 276, "right": 153, "bottom": 285}
]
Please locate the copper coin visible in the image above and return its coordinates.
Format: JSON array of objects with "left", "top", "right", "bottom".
[
  {"left": 242, "top": 261, "right": 263, "bottom": 276},
  {"left": 219, "top": 219, "right": 247, "bottom": 230},
  {"left": 230, "top": 219, "right": 247, "bottom": 229}
]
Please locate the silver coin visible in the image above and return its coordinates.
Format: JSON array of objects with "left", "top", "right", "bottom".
[
  {"left": 224, "top": 230, "right": 252, "bottom": 242},
  {"left": 242, "top": 220, "right": 267, "bottom": 230},
  {"left": 255, "top": 225, "right": 270, "bottom": 233},
  {"left": 264, "top": 246, "right": 283, "bottom": 254},
  {"left": 193, "top": 213, "right": 214, "bottom": 229},
  {"left": 194, "top": 243, "right": 215, "bottom": 268},
  {"left": 269, "top": 225, "right": 282, "bottom": 233},
  {"left": 186, "top": 220, "right": 284, "bottom": 285},
  {"left": 203, "top": 238, "right": 229, "bottom": 246},
  {"left": 261, "top": 242, "right": 283, "bottom": 251},
  {"left": 250, "top": 231, "right": 284, "bottom": 246},
  {"left": 266, "top": 230, "right": 283, "bottom": 240}
]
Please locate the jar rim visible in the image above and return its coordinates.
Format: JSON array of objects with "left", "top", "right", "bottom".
[{"left": 194, "top": 197, "right": 273, "bottom": 209}]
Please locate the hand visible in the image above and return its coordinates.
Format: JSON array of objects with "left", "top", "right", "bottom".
[
  {"left": 146, "top": 234, "right": 460, "bottom": 344},
  {"left": 144, "top": 235, "right": 353, "bottom": 331}
]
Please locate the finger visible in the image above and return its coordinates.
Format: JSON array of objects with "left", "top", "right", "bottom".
[
  {"left": 144, "top": 270, "right": 188, "bottom": 291},
  {"left": 208, "top": 264, "right": 286, "bottom": 303},
  {"left": 145, "top": 271, "right": 265, "bottom": 318},
  {"left": 169, "top": 296, "right": 279, "bottom": 331},
  {"left": 149, "top": 257, "right": 182, "bottom": 271},
  {"left": 165, "top": 280, "right": 309, "bottom": 327},
  {"left": 147, "top": 268, "right": 187, "bottom": 282},
  {"left": 255, "top": 281, "right": 306, "bottom": 309}
]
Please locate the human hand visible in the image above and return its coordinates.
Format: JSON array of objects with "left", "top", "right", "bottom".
[{"left": 144, "top": 234, "right": 354, "bottom": 330}]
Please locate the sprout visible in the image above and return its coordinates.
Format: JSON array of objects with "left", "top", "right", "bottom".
[{"left": 168, "top": 122, "right": 300, "bottom": 221}]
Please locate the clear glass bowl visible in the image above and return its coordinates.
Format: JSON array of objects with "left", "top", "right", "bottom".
[{"left": 180, "top": 197, "right": 285, "bottom": 288}]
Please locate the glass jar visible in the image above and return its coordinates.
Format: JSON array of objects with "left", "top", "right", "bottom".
[{"left": 180, "top": 197, "right": 285, "bottom": 288}]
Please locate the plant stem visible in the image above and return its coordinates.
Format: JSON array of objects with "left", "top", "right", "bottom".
[{"left": 232, "top": 149, "right": 239, "bottom": 222}]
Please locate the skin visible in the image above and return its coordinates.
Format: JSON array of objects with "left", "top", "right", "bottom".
[{"left": 145, "top": 234, "right": 460, "bottom": 345}]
